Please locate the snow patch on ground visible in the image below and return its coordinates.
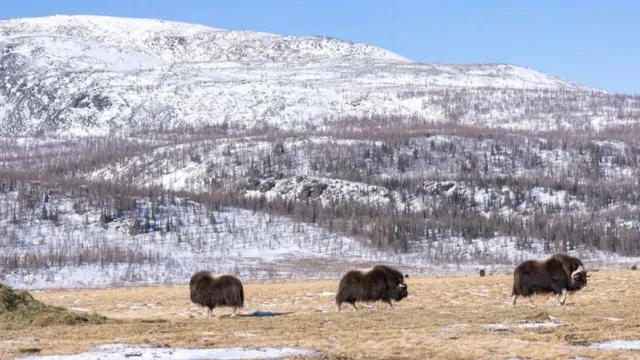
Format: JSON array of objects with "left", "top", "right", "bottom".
[
  {"left": 516, "top": 320, "right": 564, "bottom": 328},
  {"left": 588, "top": 339, "right": 640, "bottom": 350},
  {"left": 482, "top": 323, "right": 508, "bottom": 332},
  {"left": 602, "top": 317, "right": 622, "bottom": 322},
  {"left": 17, "top": 343, "right": 320, "bottom": 360},
  {"left": 483, "top": 320, "right": 564, "bottom": 331},
  {"left": 68, "top": 307, "right": 90, "bottom": 312}
]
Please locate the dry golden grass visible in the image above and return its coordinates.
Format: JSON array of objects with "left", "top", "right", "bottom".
[{"left": 1, "top": 269, "right": 640, "bottom": 359}]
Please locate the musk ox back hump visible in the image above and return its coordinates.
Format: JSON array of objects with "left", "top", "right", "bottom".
[
  {"left": 550, "top": 253, "right": 584, "bottom": 275},
  {"left": 189, "top": 271, "right": 244, "bottom": 310},
  {"left": 371, "top": 264, "right": 405, "bottom": 287}
]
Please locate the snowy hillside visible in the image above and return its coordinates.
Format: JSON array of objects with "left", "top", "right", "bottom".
[
  {"left": 2, "top": 183, "right": 635, "bottom": 290},
  {"left": 1, "top": 15, "right": 630, "bottom": 135},
  {"left": 4, "top": 127, "right": 640, "bottom": 289}
]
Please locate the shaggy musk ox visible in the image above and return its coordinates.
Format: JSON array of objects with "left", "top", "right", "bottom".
[
  {"left": 335, "top": 264, "right": 408, "bottom": 311},
  {"left": 189, "top": 271, "right": 244, "bottom": 318},
  {"left": 511, "top": 253, "right": 589, "bottom": 306}
]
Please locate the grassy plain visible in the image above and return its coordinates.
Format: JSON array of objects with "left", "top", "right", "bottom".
[{"left": 1, "top": 269, "right": 639, "bottom": 359}]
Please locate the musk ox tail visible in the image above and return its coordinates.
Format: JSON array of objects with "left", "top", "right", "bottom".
[{"left": 512, "top": 271, "right": 524, "bottom": 296}]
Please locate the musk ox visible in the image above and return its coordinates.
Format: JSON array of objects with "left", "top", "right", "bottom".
[
  {"left": 632, "top": 264, "right": 637, "bottom": 271},
  {"left": 189, "top": 271, "right": 244, "bottom": 318},
  {"left": 511, "top": 253, "right": 588, "bottom": 306},
  {"left": 479, "top": 269, "right": 486, "bottom": 277},
  {"left": 335, "top": 264, "right": 408, "bottom": 312}
]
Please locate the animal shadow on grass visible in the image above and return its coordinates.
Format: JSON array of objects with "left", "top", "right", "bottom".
[{"left": 219, "top": 310, "right": 295, "bottom": 318}]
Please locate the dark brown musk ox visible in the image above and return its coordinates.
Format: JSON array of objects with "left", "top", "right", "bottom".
[
  {"left": 335, "top": 264, "right": 408, "bottom": 312},
  {"left": 511, "top": 252, "right": 589, "bottom": 306},
  {"left": 189, "top": 270, "right": 244, "bottom": 318}
]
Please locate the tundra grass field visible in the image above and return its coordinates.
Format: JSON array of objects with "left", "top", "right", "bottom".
[{"left": 2, "top": 269, "right": 640, "bottom": 360}]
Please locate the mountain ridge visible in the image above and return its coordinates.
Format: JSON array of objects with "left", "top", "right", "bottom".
[
  {"left": 1, "top": 15, "right": 634, "bottom": 136},
  {"left": 0, "top": 14, "right": 412, "bottom": 63}
]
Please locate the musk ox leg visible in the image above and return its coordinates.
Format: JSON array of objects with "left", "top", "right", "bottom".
[
  {"left": 387, "top": 300, "right": 394, "bottom": 311},
  {"left": 557, "top": 288, "right": 567, "bottom": 305},
  {"left": 350, "top": 302, "right": 359, "bottom": 311},
  {"left": 206, "top": 308, "right": 213, "bottom": 319},
  {"left": 230, "top": 307, "right": 238, "bottom": 317},
  {"left": 527, "top": 297, "right": 536, "bottom": 307},
  {"left": 511, "top": 294, "right": 518, "bottom": 306}
]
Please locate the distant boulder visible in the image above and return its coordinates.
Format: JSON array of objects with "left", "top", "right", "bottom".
[{"left": 299, "top": 180, "right": 327, "bottom": 198}]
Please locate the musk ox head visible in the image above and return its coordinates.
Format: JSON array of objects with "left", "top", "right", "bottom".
[
  {"left": 571, "top": 270, "right": 588, "bottom": 290},
  {"left": 394, "top": 280, "right": 408, "bottom": 301},
  {"left": 550, "top": 253, "right": 589, "bottom": 290},
  {"left": 371, "top": 264, "right": 408, "bottom": 301}
]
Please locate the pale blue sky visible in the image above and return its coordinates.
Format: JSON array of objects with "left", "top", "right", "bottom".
[{"left": 2, "top": 1, "right": 637, "bottom": 94}]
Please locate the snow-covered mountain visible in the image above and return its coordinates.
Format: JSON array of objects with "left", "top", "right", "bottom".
[
  {"left": 3, "top": 15, "right": 640, "bottom": 290},
  {"left": 1, "top": 14, "right": 621, "bottom": 136}
]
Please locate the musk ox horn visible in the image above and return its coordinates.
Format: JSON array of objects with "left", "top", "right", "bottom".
[{"left": 571, "top": 265, "right": 586, "bottom": 279}]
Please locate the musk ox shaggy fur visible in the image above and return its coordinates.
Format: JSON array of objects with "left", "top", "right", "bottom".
[
  {"left": 335, "top": 264, "right": 408, "bottom": 312},
  {"left": 511, "top": 253, "right": 588, "bottom": 306},
  {"left": 189, "top": 271, "right": 244, "bottom": 318}
]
